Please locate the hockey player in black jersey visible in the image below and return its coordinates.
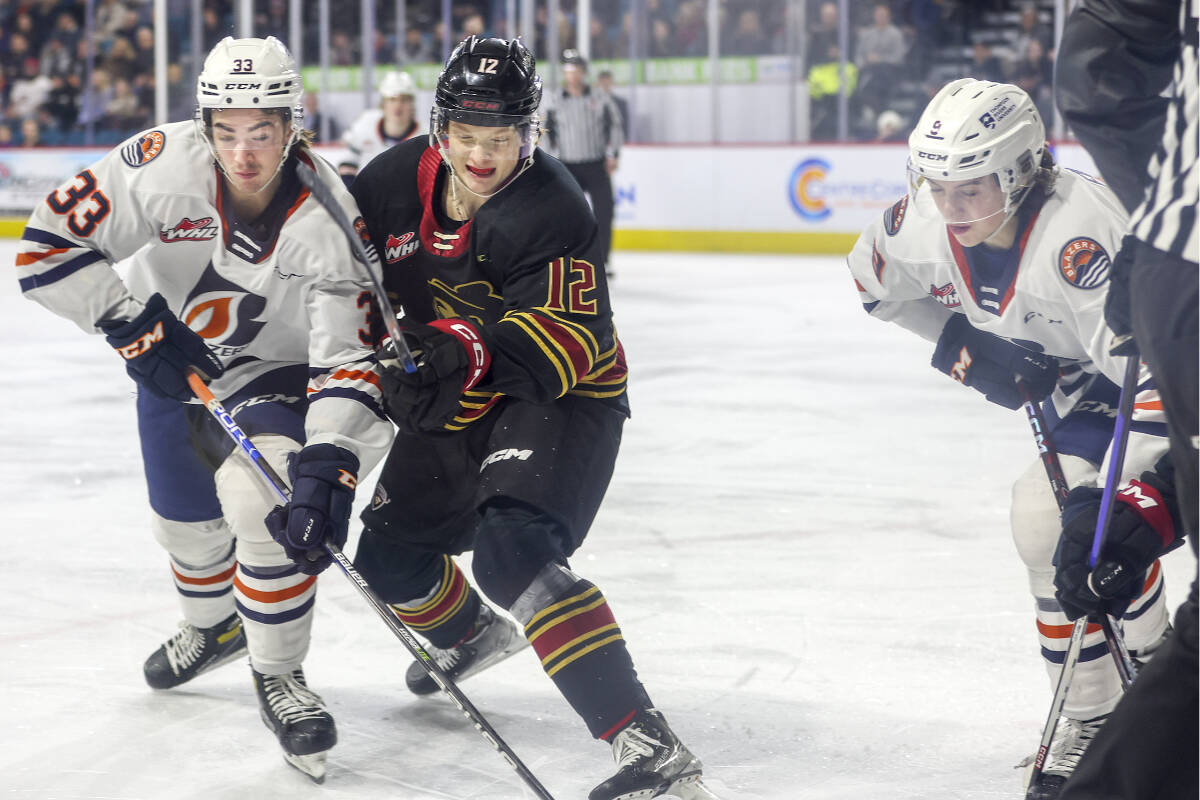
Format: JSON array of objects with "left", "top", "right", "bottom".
[{"left": 339, "top": 36, "right": 715, "bottom": 800}]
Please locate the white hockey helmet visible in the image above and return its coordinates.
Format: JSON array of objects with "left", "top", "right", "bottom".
[
  {"left": 378, "top": 70, "right": 416, "bottom": 99},
  {"left": 196, "top": 36, "right": 304, "bottom": 142},
  {"left": 907, "top": 79, "right": 1046, "bottom": 219}
]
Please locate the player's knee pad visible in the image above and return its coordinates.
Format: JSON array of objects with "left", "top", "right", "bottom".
[
  {"left": 353, "top": 528, "right": 448, "bottom": 605},
  {"left": 213, "top": 434, "right": 299, "bottom": 565},
  {"left": 1010, "top": 453, "right": 1098, "bottom": 573},
  {"left": 472, "top": 501, "right": 571, "bottom": 611},
  {"left": 150, "top": 512, "right": 234, "bottom": 568}
]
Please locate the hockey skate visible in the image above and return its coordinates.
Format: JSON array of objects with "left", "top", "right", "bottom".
[
  {"left": 253, "top": 667, "right": 337, "bottom": 784},
  {"left": 1025, "top": 714, "right": 1108, "bottom": 800},
  {"left": 589, "top": 709, "right": 718, "bottom": 800},
  {"left": 143, "top": 612, "right": 247, "bottom": 690},
  {"left": 405, "top": 603, "right": 528, "bottom": 696}
]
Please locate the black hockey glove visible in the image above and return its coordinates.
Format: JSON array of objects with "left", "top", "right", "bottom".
[
  {"left": 264, "top": 444, "right": 360, "bottom": 575},
  {"left": 380, "top": 319, "right": 491, "bottom": 433},
  {"left": 1103, "top": 235, "right": 1137, "bottom": 356},
  {"left": 931, "top": 314, "right": 1058, "bottom": 410},
  {"left": 1053, "top": 458, "right": 1185, "bottom": 621},
  {"left": 99, "top": 293, "right": 224, "bottom": 401}
]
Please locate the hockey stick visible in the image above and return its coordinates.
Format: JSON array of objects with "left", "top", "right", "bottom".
[
  {"left": 294, "top": 159, "right": 417, "bottom": 373},
  {"left": 1020, "top": 359, "right": 1140, "bottom": 792},
  {"left": 186, "top": 372, "right": 557, "bottom": 800}
]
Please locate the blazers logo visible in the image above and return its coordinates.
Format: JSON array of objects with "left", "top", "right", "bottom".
[
  {"left": 121, "top": 130, "right": 165, "bottom": 167},
  {"left": 160, "top": 216, "right": 218, "bottom": 242},
  {"left": 1059, "top": 237, "right": 1110, "bottom": 289},
  {"left": 385, "top": 231, "right": 419, "bottom": 262}
]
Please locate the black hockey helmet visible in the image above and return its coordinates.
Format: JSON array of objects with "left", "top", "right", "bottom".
[{"left": 433, "top": 36, "right": 542, "bottom": 127}]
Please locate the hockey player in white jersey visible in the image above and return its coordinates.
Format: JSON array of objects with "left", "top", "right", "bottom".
[
  {"left": 14, "top": 36, "right": 393, "bottom": 782},
  {"left": 846, "top": 79, "right": 1173, "bottom": 800},
  {"left": 338, "top": 69, "right": 422, "bottom": 183}
]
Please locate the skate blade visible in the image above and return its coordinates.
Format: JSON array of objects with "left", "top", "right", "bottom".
[
  {"left": 283, "top": 751, "right": 328, "bottom": 784},
  {"left": 666, "top": 775, "right": 722, "bottom": 800}
]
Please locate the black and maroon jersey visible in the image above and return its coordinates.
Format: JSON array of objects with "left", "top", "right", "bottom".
[{"left": 351, "top": 139, "right": 628, "bottom": 430}]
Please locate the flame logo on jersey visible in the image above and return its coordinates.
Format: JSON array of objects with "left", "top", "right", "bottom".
[
  {"left": 121, "top": 130, "right": 165, "bottom": 168},
  {"left": 929, "top": 281, "right": 961, "bottom": 308},
  {"left": 788, "top": 158, "right": 832, "bottom": 221},
  {"left": 181, "top": 263, "right": 268, "bottom": 357},
  {"left": 385, "top": 231, "right": 419, "bottom": 263},
  {"left": 1059, "top": 237, "right": 1110, "bottom": 290},
  {"left": 160, "top": 216, "right": 218, "bottom": 243}
]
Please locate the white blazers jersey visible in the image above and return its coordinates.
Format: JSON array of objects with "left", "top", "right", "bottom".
[
  {"left": 339, "top": 110, "right": 421, "bottom": 173},
  {"left": 15, "top": 121, "right": 393, "bottom": 468},
  {"left": 847, "top": 168, "right": 1168, "bottom": 480}
]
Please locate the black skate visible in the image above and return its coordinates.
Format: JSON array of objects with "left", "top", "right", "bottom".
[
  {"left": 253, "top": 667, "right": 337, "bottom": 783},
  {"left": 143, "top": 612, "right": 247, "bottom": 690},
  {"left": 590, "top": 709, "right": 717, "bottom": 800},
  {"left": 1025, "top": 714, "right": 1108, "bottom": 800},
  {"left": 405, "top": 604, "right": 527, "bottom": 696}
]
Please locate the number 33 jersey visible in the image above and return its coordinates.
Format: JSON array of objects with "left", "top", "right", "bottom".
[
  {"left": 351, "top": 138, "right": 629, "bottom": 431},
  {"left": 15, "top": 121, "right": 392, "bottom": 461}
]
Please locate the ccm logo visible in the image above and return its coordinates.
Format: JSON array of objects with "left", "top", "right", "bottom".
[
  {"left": 449, "top": 321, "right": 488, "bottom": 387},
  {"left": 115, "top": 322, "right": 164, "bottom": 359},
  {"left": 918, "top": 151, "right": 949, "bottom": 162},
  {"left": 337, "top": 469, "right": 357, "bottom": 490},
  {"left": 223, "top": 82, "right": 262, "bottom": 90},
  {"left": 461, "top": 99, "right": 501, "bottom": 110}
]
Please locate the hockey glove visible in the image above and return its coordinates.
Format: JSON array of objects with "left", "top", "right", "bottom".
[
  {"left": 99, "top": 293, "right": 225, "bottom": 401},
  {"left": 931, "top": 314, "right": 1058, "bottom": 409},
  {"left": 380, "top": 319, "right": 491, "bottom": 433},
  {"left": 1052, "top": 458, "right": 1185, "bottom": 621},
  {"left": 264, "top": 444, "right": 360, "bottom": 575},
  {"left": 1103, "top": 235, "right": 1137, "bottom": 356}
]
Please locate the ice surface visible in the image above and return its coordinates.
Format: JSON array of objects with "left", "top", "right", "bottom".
[{"left": 1, "top": 244, "right": 1191, "bottom": 799}]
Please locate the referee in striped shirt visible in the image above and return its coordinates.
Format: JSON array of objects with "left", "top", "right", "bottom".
[
  {"left": 1055, "top": 2, "right": 1198, "bottom": 798},
  {"left": 543, "top": 50, "right": 624, "bottom": 275}
]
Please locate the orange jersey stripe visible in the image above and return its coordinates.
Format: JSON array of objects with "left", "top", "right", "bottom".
[{"left": 15, "top": 248, "right": 71, "bottom": 266}]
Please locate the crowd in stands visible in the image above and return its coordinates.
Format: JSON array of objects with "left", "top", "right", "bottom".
[
  {"left": 806, "top": 0, "right": 1057, "bottom": 141},
  {"left": 1, "top": 0, "right": 1055, "bottom": 148}
]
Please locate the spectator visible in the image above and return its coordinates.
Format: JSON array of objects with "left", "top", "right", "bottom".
[
  {"left": 38, "top": 36, "right": 74, "bottom": 81},
  {"left": 968, "top": 40, "right": 1007, "bottom": 83},
  {"left": 19, "top": 116, "right": 42, "bottom": 147},
  {"left": 596, "top": 69, "right": 630, "bottom": 141},
  {"left": 727, "top": 8, "right": 769, "bottom": 56},
  {"left": 11, "top": 58, "right": 53, "bottom": 120},
  {"left": 672, "top": 0, "right": 708, "bottom": 57},
  {"left": 303, "top": 90, "right": 340, "bottom": 144},
  {"left": 399, "top": 27, "right": 433, "bottom": 64},
  {"left": 649, "top": 18, "right": 673, "bottom": 57},
  {"left": 4, "top": 33, "right": 33, "bottom": 93},
  {"left": 104, "top": 35, "right": 138, "bottom": 83},
  {"left": 0, "top": 122, "right": 14, "bottom": 147},
  {"left": 94, "top": 0, "right": 130, "bottom": 44},
  {"left": 807, "top": 43, "right": 858, "bottom": 141},
  {"left": 855, "top": 3, "right": 908, "bottom": 125},
  {"left": 330, "top": 30, "right": 357, "bottom": 65},
  {"left": 856, "top": 3, "right": 908, "bottom": 70},
  {"left": 1012, "top": 2, "right": 1053, "bottom": 63},
  {"left": 1012, "top": 37, "right": 1053, "bottom": 130},
  {"left": 77, "top": 67, "right": 115, "bottom": 129},
  {"left": 875, "top": 108, "right": 907, "bottom": 142},
  {"left": 588, "top": 17, "right": 616, "bottom": 60},
  {"left": 808, "top": 2, "right": 843, "bottom": 70},
  {"left": 103, "top": 76, "right": 146, "bottom": 132},
  {"left": 43, "top": 74, "right": 79, "bottom": 132}
]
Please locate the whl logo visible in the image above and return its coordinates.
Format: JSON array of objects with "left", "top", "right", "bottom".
[
  {"left": 161, "top": 216, "right": 218, "bottom": 242},
  {"left": 929, "top": 282, "right": 961, "bottom": 308},
  {"left": 480, "top": 448, "right": 533, "bottom": 471},
  {"left": 385, "top": 231, "right": 419, "bottom": 263}
]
